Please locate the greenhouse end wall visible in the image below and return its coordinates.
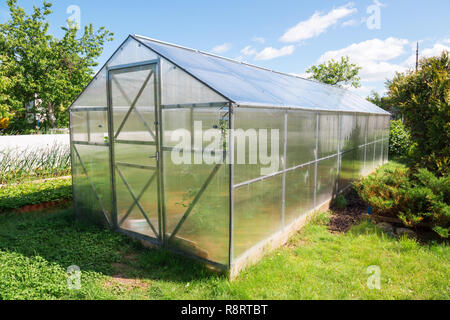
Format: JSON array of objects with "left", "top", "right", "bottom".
[{"left": 229, "top": 107, "right": 389, "bottom": 272}]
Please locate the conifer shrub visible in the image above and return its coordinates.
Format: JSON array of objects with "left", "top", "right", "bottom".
[{"left": 355, "top": 165, "right": 449, "bottom": 238}]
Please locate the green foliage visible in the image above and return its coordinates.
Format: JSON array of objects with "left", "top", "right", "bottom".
[
  {"left": 335, "top": 195, "right": 347, "bottom": 209},
  {"left": 0, "top": 208, "right": 131, "bottom": 299},
  {"left": 355, "top": 164, "right": 450, "bottom": 238},
  {"left": 306, "top": 56, "right": 362, "bottom": 88},
  {"left": 366, "top": 91, "right": 383, "bottom": 106},
  {"left": 389, "top": 119, "right": 412, "bottom": 159},
  {"left": 386, "top": 51, "right": 450, "bottom": 176},
  {"left": 0, "top": 55, "right": 21, "bottom": 121},
  {"left": 0, "top": 0, "right": 113, "bottom": 133},
  {"left": 0, "top": 177, "right": 72, "bottom": 212},
  {"left": 0, "top": 144, "right": 70, "bottom": 184}
]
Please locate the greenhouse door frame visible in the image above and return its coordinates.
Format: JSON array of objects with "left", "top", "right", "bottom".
[{"left": 106, "top": 59, "right": 164, "bottom": 245}]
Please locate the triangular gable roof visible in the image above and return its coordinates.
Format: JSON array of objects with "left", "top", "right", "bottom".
[{"left": 133, "top": 35, "right": 389, "bottom": 115}]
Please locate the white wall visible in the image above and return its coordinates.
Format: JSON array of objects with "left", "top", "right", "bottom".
[{"left": 0, "top": 134, "right": 70, "bottom": 157}]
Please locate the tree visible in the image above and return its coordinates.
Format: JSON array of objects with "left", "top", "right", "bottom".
[
  {"left": 366, "top": 90, "right": 399, "bottom": 117},
  {"left": 386, "top": 51, "right": 450, "bottom": 176},
  {"left": 0, "top": 0, "right": 113, "bottom": 132},
  {"left": 306, "top": 56, "right": 362, "bottom": 88},
  {"left": 366, "top": 91, "right": 382, "bottom": 106},
  {"left": 0, "top": 57, "right": 20, "bottom": 119}
]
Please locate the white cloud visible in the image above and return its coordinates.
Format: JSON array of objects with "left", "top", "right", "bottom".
[
  {"left": 211, "top": 43, "right": 232, "bottom": 54},
  {"left": 360, "top": 61, "right": 406, "bottom": 82},
  {"left": 422, "top": 43, "right": 450, "bottom": 56},
  {"left": 318, "top": 37, "right": 409, "bottom": 64},
  {"left": 402, "top": 42, "right": 450, "bottom": 67},
  {"left": 317, "top": 37, "right": 409, "bottom": 83},
  {"left": 252, "top": 37, "right": 265, "bottom": 44},
  {"left": 342, "top": 19, "right": 358, "bottom": 27},
  {"left": 280, "top": 3, "right": 357, "bottom": 43},
  {"left": 241, "top": 45, "right": 258, "bottom": 56},
  {"left": 255, "top": 45, "right": 295, "bottom": 61},
  {"left": 348, "top": 84, "right": 376, "bottom": 97}
]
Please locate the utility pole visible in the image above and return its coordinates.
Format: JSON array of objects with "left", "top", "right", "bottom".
[{"left": 415, "top": 42, "right": 419, "bottom": 72}]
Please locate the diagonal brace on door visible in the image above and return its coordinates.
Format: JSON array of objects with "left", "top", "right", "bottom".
[
  {"left": 168, "top": 163, "right": 222, "bottom": 242},
  {"left": 72, "top": 145, "right": 112, "bottom": 226},
  {"left": 111, "top": 76, "right": 157, "bottom": 141},
  {"left": 118, "top": 170, "right": 157, "bottom": 227},
  {"left": 115, "top": 164, "right": 159, "bottom": 237},
  {"left": 113, "top": 69, "right": 156, "bottom": 140}
]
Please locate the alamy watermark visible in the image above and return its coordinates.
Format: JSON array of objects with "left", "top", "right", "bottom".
[
  {"left": 170, "top": 121, "right": 280, "bottom": 175},
  {"left": 366, "top": 0, "right": 385, "bottom": 30},
  {"left": 366, "top": 265, "right": 381, "bottom": 290},
  {"left": 67, "top": 265, "right": 81, "bottom": 290},
  {"left": 67, "top": 5, "right": 81, "bottom": 29}
]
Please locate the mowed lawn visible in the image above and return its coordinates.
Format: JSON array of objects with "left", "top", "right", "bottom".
[{"left": 0, "top": 205, "right": 448, "bottom": 300}]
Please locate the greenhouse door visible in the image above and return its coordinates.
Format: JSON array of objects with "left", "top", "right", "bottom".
[{"left": 108, "top": 61, "right": 162, "bottom": 242}]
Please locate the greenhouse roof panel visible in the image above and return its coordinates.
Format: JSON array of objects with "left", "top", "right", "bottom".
[{"left": 134, "top": 35, "right": 390, "bottom": 115}]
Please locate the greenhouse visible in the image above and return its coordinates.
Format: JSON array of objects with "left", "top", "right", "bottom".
[{"left": 68, "top": 35, "right": 390, "bottom": 276}]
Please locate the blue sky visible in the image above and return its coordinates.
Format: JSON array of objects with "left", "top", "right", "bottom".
[{"left": 1, "top": 0, "right": 449, "bottom": 97}]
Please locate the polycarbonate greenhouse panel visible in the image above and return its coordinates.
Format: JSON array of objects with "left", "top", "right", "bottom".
[
  {"left": 70, "top": 110, "right": 109, "bottom": 144},
  {"left": 108, "top": 37, "right": 159, "bottom": 68},
  {"left": 134, "top": 35, "right": 389, "bottom": 115},
  {"left": 71, "top": 143, "right": 113, "bottom": 224},
  {"left": 71, "top": 68, "right": 108, "bottom": 109},
  {"left": 340, "top": 114, "right": 357, "bottom": 152},
  {"left": 233, "top": 175, "right": 283, "bottom": 259},
  {"left": 356, "top": 114, "right": 368, "bottom": 146},
  {"left": 338, "top": 150, "right": 357, "bottom": 192},
  {"left": 318, "top": 113, "right": 339, "bottom": 159},
  {"left": 69, "top": 66, "right": 112, "bottom": 225},
  {"left": 160, "top": 59, "right": 228, "bottom": 106},
  {"left": 284, "top": 164, "right": 315, "bottom": 225},
  {"left": 233, "top": 107, "right": 285, "bottom": 184},
  {"left": 162, "top": 107, "right": 230, "bottom": 265},
  {"left": 286, "top": 110, "right": 316, "bottom": 168},
  {"left": 316, "top": 155, "right": 338, "bottom": 207}
]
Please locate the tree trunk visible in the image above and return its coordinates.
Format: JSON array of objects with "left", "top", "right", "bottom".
[{"left": 47, "top": 102, "right": 56, "bottom": 128}]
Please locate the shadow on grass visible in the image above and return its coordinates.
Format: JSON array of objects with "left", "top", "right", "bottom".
[{"left": 0, "top": 206, "right": 221, "bottom": 283}]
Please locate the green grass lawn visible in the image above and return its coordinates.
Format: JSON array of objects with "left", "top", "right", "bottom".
[{"left": 0, "top": 204, "right": 448, "bottom": 300}]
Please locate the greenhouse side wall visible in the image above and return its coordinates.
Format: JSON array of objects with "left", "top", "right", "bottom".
[{"left": 230, "top": 108, "right": 389, "bottom": 275}]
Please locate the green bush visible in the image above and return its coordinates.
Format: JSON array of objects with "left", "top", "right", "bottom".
[
  {"left": 386, "top": 52, "right": 449, "bottom": 176},
  {"left": 389, "top": 119, "right": 411, "bottom": 159},
  {"left": 354, "top": 165, "right": 449, "bottom": 238}
]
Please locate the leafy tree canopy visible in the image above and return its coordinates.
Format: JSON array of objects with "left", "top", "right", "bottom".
[
  {"left": 0, "top": 0, "right": 113, "bottom": 132},
  {"left": 306, "top": 56, "right": 362, "bottom": 88},
  {"left": 386, "top": 51, "right": 449, "bottom": 175}
]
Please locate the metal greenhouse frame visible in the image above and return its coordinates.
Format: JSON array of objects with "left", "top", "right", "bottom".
[{"left": 68, "top": 35, "right": 390, "bottom": 276}]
